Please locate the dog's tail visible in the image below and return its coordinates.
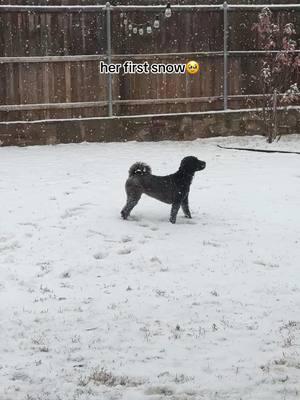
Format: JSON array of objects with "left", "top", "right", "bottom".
[{"left": 129, "top": 162, "right": 152, "bottom": 177}]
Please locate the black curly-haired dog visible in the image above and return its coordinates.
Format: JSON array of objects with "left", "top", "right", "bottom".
[{"left": 121, "top": 156, "right": 206, "bottom": 224}]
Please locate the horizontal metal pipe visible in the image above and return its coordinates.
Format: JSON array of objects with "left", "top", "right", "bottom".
[
  {"left": 0, "top": 5, "right": 219, "bottom": 12},
  {"left": 1, "top": 50, "right": 300, "bottom": 64},
  {"left": 229, "top": 50, "right": 300, "bottom": 55},
  {"left": 227, "top": 4, "right": 300, "bottom": 9},
  {"left": 0, "top": 55, "right": 105, "bottom": 63},
  {"left": 1, "top": 106, "right": 300, "bottom": 126},
  {"left": 0, "top": 93, "right": 297, "bottom": 112},
  {"left": 1, "top": 4, "right": 300, "bottom": 13}
]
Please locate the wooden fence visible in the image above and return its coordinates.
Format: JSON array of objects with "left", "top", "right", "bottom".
[{"left": 0, "top": 2, "right": 300, "bottom": 122}]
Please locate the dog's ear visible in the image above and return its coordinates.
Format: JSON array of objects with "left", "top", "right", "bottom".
[{"left": 179, "top": 156, "right": 194, "bottom": 171}]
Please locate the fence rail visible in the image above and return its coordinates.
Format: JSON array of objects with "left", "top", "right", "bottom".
[
  {"left": 0, "top": 93, "right": 293, "bottom": 112},
  {"left": 1, "top": 4, "right": 300, "bottom": 11},
  {"left": 1, "top": 50, "right": 300, "bottom": 64}
]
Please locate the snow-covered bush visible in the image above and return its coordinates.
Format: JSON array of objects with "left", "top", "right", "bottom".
[{"left": 252, "top": 8, "right": 300, "bottom": 142}]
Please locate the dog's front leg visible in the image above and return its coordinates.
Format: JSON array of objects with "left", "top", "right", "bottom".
[
  {"left": 181, "top": 196, "right": 192, "bottom": 218},
  {"left": 170, "top": 200, "right": 181, "bottom": 224}
]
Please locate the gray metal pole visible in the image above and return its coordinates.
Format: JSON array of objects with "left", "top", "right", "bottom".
[
  {"left": 273, "top": 89, "right": 278, "bottom": 142},
  {"left": 223, "top": 1, "right": 228, "bottom": 111},
  {"left": 106, "top": 1, "right": 113, "bottom": 117}
]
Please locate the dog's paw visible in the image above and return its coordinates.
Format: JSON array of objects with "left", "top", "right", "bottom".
[
  {"left": 120, "top": 210, "right": 128, "bottom": 220},
  {"left": 169, "top": 218, "right": 176, "bottom": 224},
  {"left": 184, "top": 214, "right": 192, "bottom": 219}
]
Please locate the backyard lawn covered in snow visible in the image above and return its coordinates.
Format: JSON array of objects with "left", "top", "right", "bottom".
[{"left": 1, "top": 135, "right": 300, "bottom": 400}]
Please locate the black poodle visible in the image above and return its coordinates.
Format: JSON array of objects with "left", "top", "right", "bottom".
[{"left": 121, "top": 156, "right": 206, "bottom": 224}]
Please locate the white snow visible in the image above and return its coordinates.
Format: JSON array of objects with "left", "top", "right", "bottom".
[{"left": 0, "top": 135, "right": 300, "bottom": 400}]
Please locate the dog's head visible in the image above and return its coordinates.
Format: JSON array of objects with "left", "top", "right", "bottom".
[{"left": 179, "top": 156, "right": 206, "bottom": 174}]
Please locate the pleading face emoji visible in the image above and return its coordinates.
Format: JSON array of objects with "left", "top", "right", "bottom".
[{"left": 186, "top": 60, "right": 200, "bottom": 75}]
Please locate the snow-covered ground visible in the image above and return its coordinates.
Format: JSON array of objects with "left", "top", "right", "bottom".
[{"left": 1, "top": 135, "right": 300, "bottom": 400}]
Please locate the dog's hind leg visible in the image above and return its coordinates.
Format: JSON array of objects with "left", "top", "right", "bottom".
[
  {"left": 169, "top": 200, "right": 181, "bottom": 224},
  {"left": 121, "top": 192, "right": 142, "bottom": 220},
  {"left": 181, "top": 196, "right": 192, "bottom": 218}
]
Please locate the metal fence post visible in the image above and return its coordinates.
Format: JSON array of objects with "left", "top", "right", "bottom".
[
  {"left": 106, "top": 1, "right": 113, "bottom": 117},
  {"left": 223, "top": 1, "right": 228, "bottom": 111}
]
